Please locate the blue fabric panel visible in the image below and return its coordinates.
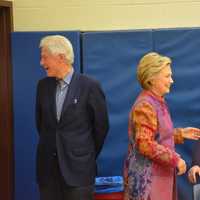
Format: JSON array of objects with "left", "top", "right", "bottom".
[
  {"left": 12, "top": 31, "right": 80, "bottom": 200},
  {"left": 95, "top": 176, "right": 123, "bottom": 193},
  {"left": 153, "top": 27, "right": 200, "bottom": 200},
  {"left": 82, "top": 30, "right": 153, "bottom": 177}
]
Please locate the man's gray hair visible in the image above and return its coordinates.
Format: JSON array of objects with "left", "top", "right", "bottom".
[{"left": 40, "top": 35, "right": 74, "bottom": 64}]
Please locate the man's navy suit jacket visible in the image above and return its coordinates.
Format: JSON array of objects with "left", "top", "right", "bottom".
[
  {"left": 35, "top": 72, "right": 109, "bottom": 186},
  {"left": 192, "top": 141, "right": 200, "bottom": 166}
]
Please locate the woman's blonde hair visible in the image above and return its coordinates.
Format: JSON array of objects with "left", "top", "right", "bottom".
[{"left": 137, "top": 52, "right": 171, "bottom": 89}]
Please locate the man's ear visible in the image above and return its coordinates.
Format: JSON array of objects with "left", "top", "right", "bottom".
[{"left": 58, "top": 53, "right": 69, "bottom": 65}]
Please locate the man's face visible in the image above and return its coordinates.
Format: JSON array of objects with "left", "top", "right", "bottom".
[{"left": 40, "top": 47, "right": 61, "bottom": 78}]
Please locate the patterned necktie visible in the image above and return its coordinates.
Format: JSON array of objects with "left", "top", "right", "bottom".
[{"left": 56, "top": 80, "right": 68, "bottom": 121}]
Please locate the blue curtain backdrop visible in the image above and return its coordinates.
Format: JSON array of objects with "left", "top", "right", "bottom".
[
  {"left": 12, "top": 28, "right": 200, "bottom": 200},
  {"left": 82, "top": 30, "right": 153, "bottom": 177}
]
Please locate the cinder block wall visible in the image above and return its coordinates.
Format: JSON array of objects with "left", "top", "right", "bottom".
[{"left": 13, "top": 0, "right": 200, "bottom": 31}]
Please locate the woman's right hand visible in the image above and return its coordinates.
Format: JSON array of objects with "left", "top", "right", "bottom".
[{"left": 177, "top": 158, "right": 187, "bottom": 175}]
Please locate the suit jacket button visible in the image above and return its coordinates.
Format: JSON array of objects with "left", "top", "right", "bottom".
[{"left": 53, "top": 152, "right": 57, "bottom": 156}]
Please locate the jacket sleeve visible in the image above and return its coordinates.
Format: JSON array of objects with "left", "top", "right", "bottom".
[
  {"left": 87, "top": 81, "right": 109, "bottom": 158},
  {"left": 173, "top": 128, "right": 184, "bottom": 144},
  {"left": 35, "top": 80, "right": 42, "bottom": 135},
  {"left": 192, "top": 141, "right": 200, "bottom": 166},
  {"left": 132, "top": 101, "right": 180, "bottom": 168}
]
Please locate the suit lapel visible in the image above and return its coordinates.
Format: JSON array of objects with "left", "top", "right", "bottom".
[
  {"left": 48, "top": 78, "right": 58, "bottom": 123},
  {"left": 59, "top": 72, "right": 80, "bottom": 121}
]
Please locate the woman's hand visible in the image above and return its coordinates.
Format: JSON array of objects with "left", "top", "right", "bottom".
[
  {"left": 182, "top": 127, "right": 200, "bottom": 140},
  {"left": 177, "top": 158, "right": 187, "bottom": 175},
  {"left": 188, "top": 165, "right": 200, "bottom": 184}
]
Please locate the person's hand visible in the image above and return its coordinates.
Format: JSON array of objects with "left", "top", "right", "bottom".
[
  {"left": 177, "top": 158, "right": 187, "bottom": 175},
  {"left": 182, "top": 127, "right": 200, "bottom": 140},
  {"left": 188, "top": 165, "right": 200, "bottom": 184}
]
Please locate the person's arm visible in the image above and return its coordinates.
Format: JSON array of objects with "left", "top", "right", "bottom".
[
  {"left": 174, "top": 127, "right": 200, "bottom": 144},
  {"left": 133, "top": 101, "right": 180, "bottom": 168},
  {"left": 87, "top": 81, "right": 109, "bottom": 158},
  {"left": 35, "top": 80, "right": 42, "bottom": 135}
]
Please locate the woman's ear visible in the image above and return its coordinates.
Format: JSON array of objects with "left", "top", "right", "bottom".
[
  {"left": 148, "top": 78, "right": 155, "bottom": 87},
  {"left": 148, "top": 81, "right": 152, "bottom": 86},
  {"left": 58, "top": 53, "right": 65, "bottom": 61}
]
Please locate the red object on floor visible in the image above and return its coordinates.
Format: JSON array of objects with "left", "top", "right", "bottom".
[{"left": 94, "top": 192, "right": 123, "bottom": 200}]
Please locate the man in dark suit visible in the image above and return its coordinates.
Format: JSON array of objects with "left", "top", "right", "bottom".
[
  {"left": 188, "top": 142, "right": 200, "bottom": 184},
  {"left": 188, "top": 142, "right": 200, "bottom": 200},
  {"left": 36, "top": 35, "right": 109, "bottom": 200}
]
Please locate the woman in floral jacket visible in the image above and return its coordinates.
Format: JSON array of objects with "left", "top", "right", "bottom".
[{"left": 123, "top": 52, "right": 200, "bottom": 200}]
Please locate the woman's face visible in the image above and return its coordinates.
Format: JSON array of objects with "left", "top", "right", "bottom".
[{"left": 150, "top": 64, "right": 173, "bottom": 97}]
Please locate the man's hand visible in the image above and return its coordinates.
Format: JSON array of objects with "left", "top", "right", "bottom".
[{"left": 188, "top": 165, "right": 200, "bottom": 184}]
